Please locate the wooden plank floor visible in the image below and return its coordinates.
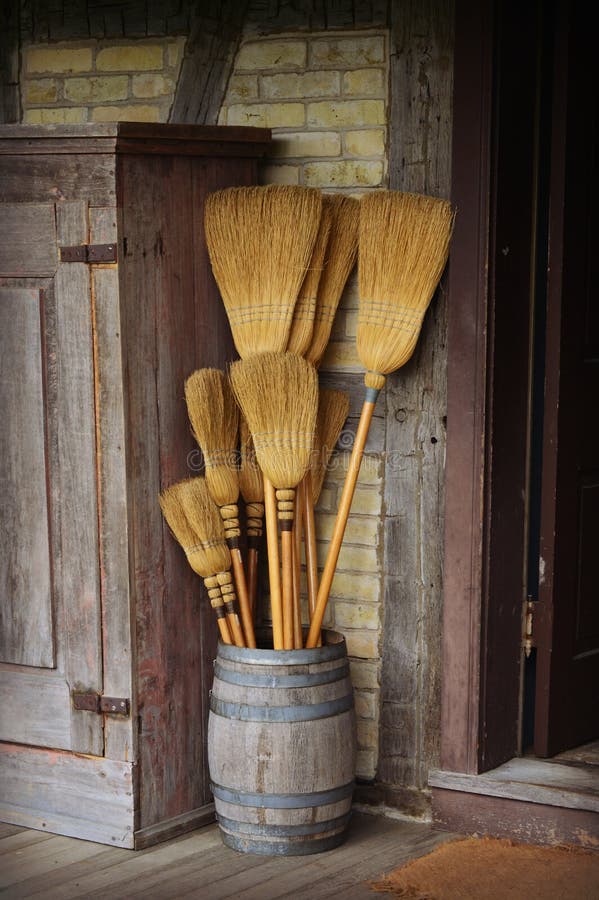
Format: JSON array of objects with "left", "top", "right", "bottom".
[{"left": 0, "top": 812, "right": 455, "bottom": 899}]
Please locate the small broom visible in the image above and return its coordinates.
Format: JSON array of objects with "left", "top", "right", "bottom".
[
  {"left": 176, "top": 477, "right": 247, "bottom": 648},
  {"left": 239, "top": 417, "right": 264, "bottom": 616},
  {"left": 159, "top": 481, "right": 235, "bottom": 647},
  {"left": 287, "top": 202, "right": 333, "bottom": 357},
  {"left": 230, "top": 352, "right": 318, "bottom": 650},
  {"left": 305, "top": 190, "right": 454, "bottom": 648},
  {"left": 184, "top": 368, "right": 256, "bottom": 649},
  {"left": 204, "top": 185, "right": 322, "bottom": 358}
]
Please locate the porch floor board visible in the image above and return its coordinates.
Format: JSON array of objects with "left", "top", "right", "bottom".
[{"left": 0, "top": 812, "right": 455, "bottom": 899}]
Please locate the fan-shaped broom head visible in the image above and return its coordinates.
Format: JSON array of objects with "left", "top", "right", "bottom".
[
  {"left": 185, "top": 366, "right": 240, "bottom": 522},
  {"left": 287, "top": 201, "right": 333, "bottom": 356},
  {"left": 357, "top": 190, "right": 454, "bottom": 391},
  {"left": 230, "top": 352, "right": 319, "bottom": 495},
  {"left": 176, "top": 476, "right": 246, "bottom": 647},
  {"left": 311, "top": 388, "right": 350, "bottom": 504},
  {"left": 159, "top": 478, "right": 230, "bottom": 578},
  {"left": 204, "top": 185, "right": 322, "bottom": 357},
  {"left": 306, "top": 195, "right": 360, "bottom": 367}
]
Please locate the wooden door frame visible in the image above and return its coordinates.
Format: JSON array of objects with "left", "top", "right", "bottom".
[{"left": 440, "top": 0, "right": 541, "bottom": 775}]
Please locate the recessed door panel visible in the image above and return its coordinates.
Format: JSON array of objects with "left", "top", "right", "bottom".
[{"left": 0, "top": 288, "right": 54, "bottom": 668}]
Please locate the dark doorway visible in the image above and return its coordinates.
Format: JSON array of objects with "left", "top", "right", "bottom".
[{"left": 531, "top": 0, "right": 599, "bottom": 758}]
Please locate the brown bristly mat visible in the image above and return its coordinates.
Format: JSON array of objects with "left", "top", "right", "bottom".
[{"left": 369, "top": 835, "right": 599, "bottom": 899}]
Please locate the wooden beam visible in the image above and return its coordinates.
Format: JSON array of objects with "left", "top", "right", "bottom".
[
  {"left": 169, "top": 2, "right": 249, "bottom": 125},
  {"left": 378, "top": 0, "right": 454, "bottom": 795}
]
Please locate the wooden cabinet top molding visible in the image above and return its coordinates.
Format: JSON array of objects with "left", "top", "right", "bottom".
[{"left": 0, "top": 123, "right": 273, "bottom": 157}]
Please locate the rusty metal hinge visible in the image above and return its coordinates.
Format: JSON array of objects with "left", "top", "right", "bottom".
[
  {"left": 523, "top": 596, "right": 535, "bottom": 658},
  {"left": 60, "top": 243, "right": 117, "bottom": 263},
  {"left": 72, "top": 692, "right": 130, "bottom": 716}
]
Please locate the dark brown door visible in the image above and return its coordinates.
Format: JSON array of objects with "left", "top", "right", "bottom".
[{"left": 534, "top": 3, "right": 599, "bottom": 757}]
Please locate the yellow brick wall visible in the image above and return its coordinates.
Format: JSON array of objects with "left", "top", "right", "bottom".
[
  {"left": 21, "top": 38, "right": 185, "bottom": 123},
  {"left": 220, "top": 30, "right": 389, "bottom": 781}
]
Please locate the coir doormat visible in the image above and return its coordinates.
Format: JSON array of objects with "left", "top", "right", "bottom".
[{"left": 370, "top": 835, "right": 599, "bottom": 899}]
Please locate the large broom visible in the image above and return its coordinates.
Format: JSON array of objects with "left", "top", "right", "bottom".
[
  {"left": 305, "top": 190, "right": 454, "bottom": 648},
  {"left": 184, "top": 368, "right": 256, "bottom": 649},
  {"left": 239, "top": 417, "right": 263, "bottom": 616},
  {"left": 159, "top": 480, "right": 238, "bottom": 647},
  {"left": 295, "top": 195, "right": 359, "bottom": 640},
  {"left": 204, "top": 185, "right": 322, "bottom": 358},
  {"left": 204, "top": 185, "right": 322, "bottom": 647},
  {"left": 230, "top": 352, "right": 318, "bottom": 650}
]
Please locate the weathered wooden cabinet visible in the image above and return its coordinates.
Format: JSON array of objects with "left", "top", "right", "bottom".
[{"left": 0, "top": 123, "right": 271, "bottom": 848}]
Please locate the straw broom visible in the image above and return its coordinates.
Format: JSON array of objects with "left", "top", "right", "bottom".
[
  {"left": 184, "top": 368, "right": 256, "bottom": 649},
  {"left": 303, "top": 388, "right": 350, "bottom": 628},
  {"left": 305, "top": 190, "right": 454, "bottom": 648},
  {"left": 287, "top": 202, "right": 333, "bottom": 357},
  {"left": 204, "top": 185, "right": 322, "bottom": 358},
  {"left": 230, "top": 352, "right": 318, "bottom": 650},
  {"left": 239, "top": 417, "right": 264, "bottom": 616},
  {"left": 159, "top": 481, "right": 235, "bottom": 647},
  {"left": 176, "top": 477, "right": 247, "bottom": 648},
  {"left": 287, "top": 202, "right": 334, "bottom": 644},
  {"left": 205, "top": 185, "right": 322, "bottom": 648},
  {"left": 291, "top": 195, "right": 357, "bottom": 640},
  {"left": 290, "top": 390, "right": 350, "bottom": 646}
]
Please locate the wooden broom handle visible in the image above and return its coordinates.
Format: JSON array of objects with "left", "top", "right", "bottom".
[
  {"left": 276, "top": 488, "right": 296, "bottom": 650},
  {"left": 204, "top": 576, "right": 232, "bottom": 645},
  {"left": 264, "top": 477, "right": 284, "bottom": 650},
  {"left": 302, "top": 469, "right": 321, "bottom": 647},
  {"left": 281, "top": 529, "right": 295, "bottom": 650},
  {"left": 305, "top": 396, "right": 378, "bottom": 648},
  {"left": 247, "top": 547, "right": 259, "bottom": 617},
  {"left": 245, "top": 502, "right": 264, "bottom": 615},
  {"left": 292, "top": 485, "right": 303, "bottom": 649},
  {"left": 229, "top": 547, "right": 256, "bottom": 648},
  {"left": 216, "top": 571, "right": 246, "bottom": 648}
]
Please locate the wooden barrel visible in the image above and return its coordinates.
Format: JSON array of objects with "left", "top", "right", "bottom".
[{"left": 208, "top": 629, "right": 356, "bottom": 855}]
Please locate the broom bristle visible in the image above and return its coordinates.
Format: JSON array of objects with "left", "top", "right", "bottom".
[
  {"left": 287, "top": 202, "right": 333, "bottom": 356},
  {"left": 311, "top": 389, "right": 350, "bottom": 503},
  {"left": 184, "top": 368, "right": 239, "bottom": 507},
  {"left": 306, "top": 195, "right": 360, "bottom": 367},
  {"left": 177, "top": 477, "right": 231, "bottom": 575},
  {"left": 239, "top": 417, "right": 264, "bottom": 504},
  {"left": 159, "top": 480, "right": 230, "bottom": 578},
  {"left": 357, "top": 190, "right": 454, "bottom": 388},
  {"left": 230, "top": 352, "right": 319, "bottom": 490},
  {"left": 204, "top": 186, "right": 322, "bottom": 357}
]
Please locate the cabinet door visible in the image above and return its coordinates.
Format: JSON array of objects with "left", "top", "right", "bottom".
[{"left": 0, "top": 202, "right": 103, "bottom": 755}]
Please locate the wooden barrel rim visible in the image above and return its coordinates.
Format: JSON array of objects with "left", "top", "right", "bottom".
[
  {"left": 216, "top": 811, "right": 352, "bottom": 838},
  {"left": 216, "top": 628, "right": 346, "bottom": 665}
]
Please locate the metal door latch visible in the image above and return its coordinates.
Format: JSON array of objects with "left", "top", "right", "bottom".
[
  {"left": 60, "top": 243, "right": 117, "bottom": 263},
  {"left": 72, "top": 692, "right": 130, "bottom": 716}
]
